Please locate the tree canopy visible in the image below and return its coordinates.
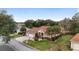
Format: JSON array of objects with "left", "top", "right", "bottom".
[
  {"left": 0, "top": 10, "right": 16, "bottom": 36},
  {"left": 59, "top": 12, "right": 79, "bottom": 33},
  {"left": 25, "top": 19, "right": 58, "bottom": 28},
  {"left": 46, "top": 25, "right": 61, "bottom": 35}
]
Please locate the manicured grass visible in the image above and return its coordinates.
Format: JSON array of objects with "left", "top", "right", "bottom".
[
  {"left": 25, "top": 35, "right": 73, "bottom": 51},
  {"left": 25, "top": 40, "right": 52, "bottom": 50}
]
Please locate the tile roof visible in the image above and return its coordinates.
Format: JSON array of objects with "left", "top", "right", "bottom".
[
  {"left": 27, "top": 26, "right": 48, "bottom": 33},
  {"left": 72, "top": 33, "right": 79, "bottom": 41}
]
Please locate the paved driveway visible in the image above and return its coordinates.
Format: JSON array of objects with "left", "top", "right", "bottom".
[{"left": 14, "top": 36, "right": 30, "bottom": 42}]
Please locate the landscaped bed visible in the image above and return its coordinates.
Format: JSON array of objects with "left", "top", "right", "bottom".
[
  {"left": 54, "top": 35, "right": 73, "bottom": 51},
  {"left": 24, "top": 35, "right": 73, "bottom": 51}
]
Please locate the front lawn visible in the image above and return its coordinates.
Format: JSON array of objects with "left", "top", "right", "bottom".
[
  {"left": 25, "top": 40, "right": 52, "bottom": 50},
  {"left": 24, "top": 35, "right": 73, "bottom": 51}
]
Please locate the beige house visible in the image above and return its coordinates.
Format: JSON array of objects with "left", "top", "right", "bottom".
[
  {"left": 26, "top": 26, "right": 49, "bottom": 39},
  {"left": 71, "top": 33, "right": 79, "bottom": 51}
]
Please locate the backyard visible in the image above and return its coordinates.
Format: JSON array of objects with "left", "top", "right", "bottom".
[{"left": 24, "top": 34, "right": 73, "bottom": 51}]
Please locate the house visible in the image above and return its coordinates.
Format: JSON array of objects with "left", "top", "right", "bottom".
[
  {"left": 16, "top": 22, "right": 25, "bottom": 33},
  {"left": 26, "top": 26, "right": 49, "bottom": 39},
  {"left": 71, "top": 33, "right": 79, "bottom": 51}
]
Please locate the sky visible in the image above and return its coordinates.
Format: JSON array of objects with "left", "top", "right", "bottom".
[{"left": 0, "top": 8, "right": 78, "bottom": 22}]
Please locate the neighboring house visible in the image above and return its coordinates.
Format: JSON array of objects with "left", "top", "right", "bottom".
[
  {"left": 16, "top": 22, "right": 25, "bottom": 33},
  {"left": 71, "top": 33, "right": 79, "bottom": 51},
  {"left": 26, "top": 26, "right": 48, "bottom": 39}
]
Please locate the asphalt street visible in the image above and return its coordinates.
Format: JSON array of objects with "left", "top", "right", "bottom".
[
  {"left": 0, "top": 36, "right": 37, "bottom": 51},
  {"left": 8, "top": 40, "right": 37, "bottom": 51},
  {"left": 0, "top": 44, "right": 14, "bottom": 51}
]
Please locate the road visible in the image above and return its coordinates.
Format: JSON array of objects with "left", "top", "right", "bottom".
[
  {"left": 0, "top": 36, "right": 37, "bottom": 51},
  {"left": 0, "top": 44, "right": 14, "bottom": 51},
  {"left": 0, "top": 40, "right": 37, "bottom": 51},
  {"left": 8, "top": 40, "right": 37, "bottom": 51}
]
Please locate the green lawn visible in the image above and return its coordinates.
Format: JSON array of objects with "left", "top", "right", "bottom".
[
  {"left": 25, "top": 35, "right": 73, "bottom": 51},
  {"left": 25, "top": 40, "right": 52, "bottom": 50}
]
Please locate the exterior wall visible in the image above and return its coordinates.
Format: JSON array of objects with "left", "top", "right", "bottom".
[
  {"left": 71, "top": 40, "right": 79, "bottom": 51},
  {"left": 26, "top": 33, "right": 35, "bottom": 39}
]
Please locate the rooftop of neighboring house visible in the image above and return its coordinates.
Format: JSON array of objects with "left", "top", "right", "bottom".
[
  {"left": 27, "top": 26, "right": 48, "bottom": 33},
  {"left": 71, "top": 33, "right": 79, "bottom": 41}
]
